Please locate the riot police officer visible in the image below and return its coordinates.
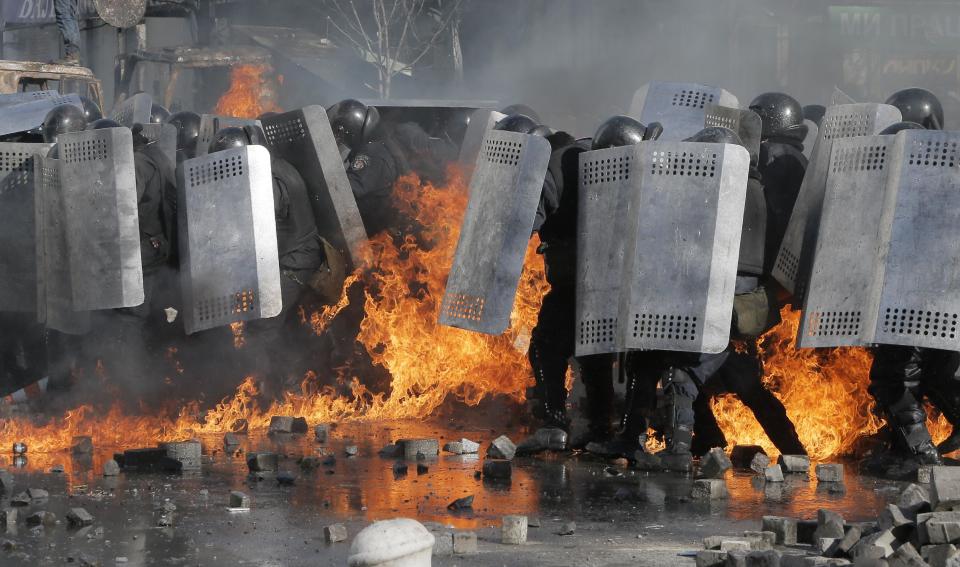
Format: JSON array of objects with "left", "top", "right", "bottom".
[
  {"left": 327, "top": 99, "right": 457, "bottom": 237},
  {"left": 167, "top": 110, "right": 201, "bottom": 163}
]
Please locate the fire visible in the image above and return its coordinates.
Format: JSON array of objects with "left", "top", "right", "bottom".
[
  {"left": 214, "top": 64, "right": 282, "bottom": 118},
  {"left": 712, "top": 308, "right": 883, "bottom": 461}
]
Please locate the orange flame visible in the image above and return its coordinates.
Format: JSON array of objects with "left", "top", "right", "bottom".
[{"left": 214, "top": 65, "right": 281, "bottom": 118}]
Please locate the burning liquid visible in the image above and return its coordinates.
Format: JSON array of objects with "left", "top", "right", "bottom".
[{"left": 214, "top": 64, "right": 282, "bottom": 118}]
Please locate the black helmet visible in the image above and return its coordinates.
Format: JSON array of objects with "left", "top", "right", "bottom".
[
  {"left": 748, "top": 92, "right": 804, "bottom": 139},
  {"left": 885, "top": 88, "right": 944, "bottom": 130},
  {"left": 590, "top": 115, "right": 648, "bottom": 150},
  {"left": 493, "top": 114, "right": 539, "bottom": 134},
  {"left": 803, "top": 104, "right": 826, "bottom": 128},
  {"left": 500, "top": 104, "right": 541, "bottom": 124},
  {"left": 879, "top": 121, "right": 926, "bottom": 136},
  {"left": 326, "top": 99, "right": 379, "bottom": 150},
  {"left": 529, "top": 125, "right": 555, "bottom": 137},
  {"left": 166, "top": 111, "right": 201, "bottom": 150},
  {"left": 685, "top": 126, "right": 744, "bottom": 146},
  {"left": 150, "top": 103, "right": 171, "bottom": 124},
  {"left": 78, "top": 96, "right": 102, "bottom": 123},
  {"left": 208, "top": 125, "right": 266, "bottom": 154},
  {"left": 89, "top": 118, "right": 121, "bottom": 130},
  {"left": 41, "top": 104, "right": 87, "bottom": 143}
]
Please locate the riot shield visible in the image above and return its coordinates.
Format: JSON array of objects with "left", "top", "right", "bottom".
[
  {"left": 0, "top": 91, "right": 60, "bottom": 108},
  {"left": 177, "top": 145, "right": 281, "bottom": 335},
  {"left": 458, "top": 109, "right": 505, "bottom": 167},
  {"left": 771, "top": 103, "right": 900, "bottom": 298},
  {"left": 831, "top": 87, "right": 857, "bottom": 106},
  {"left": 615, "top": 141, "right": 750, "bottom": 354},
  {"left": 110, "top": 92, "right": 152, "bottom": 128},
  {"left": 0, "top": 94, "right": 83, "bottom": 137},
  {"left": 34, "top": 156, "right": 90, "bottom": 334},
  {"left": 867, "top": 130, "right": 960, "bottom": 351},
  {"left": 138, "top": 123, "right": 177, "bottom": 165},
  {"left": 629, "top": 82, "right": 738, "bottom": 141},
  {"left": 261, "top": 106, "right": 368, "bottom": 266},
  {"left": 798, "top": 135, "right": 895, "bottom": 348},
  {"left": 195, "top": 115, "right": 263, "bottom": 157},
  {"left": 438, "top": 130, "right": 551, "bottom": 335},
  {"left": 0, "top": 143, "right": 51, "bottom": 312},
  {"left": 58, "top": 128, "right": 143, "bottom": 310},
  {"left": 801, "top": 119, "right": 818, "bottom": 161},
  {"left": 574, "top": 144, "right": 640, "bottom": 356},
  {"left": 704, "top": 105, "right": 762, "bottom": 162}
]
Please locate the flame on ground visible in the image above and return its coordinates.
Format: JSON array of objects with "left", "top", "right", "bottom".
[{"left": 214, "top": 64, "right": 282, "bottom": 119}]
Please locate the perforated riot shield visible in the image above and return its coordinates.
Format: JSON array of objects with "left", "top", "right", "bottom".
[
  {"left": 0, "top": 94, "right": 82, "bottom": 137},
  {"left": 0, "top": 143, "right": 51, "bottom": 312},
  {"left": 177, "top": 145, "right": 281, "bottom": 335},
  {"left": 261, "top": 106, "right": 368, "bottom": 266},
  {"left": 438, "top": 130, "right": 551, "bottom": 335},
  {"left": 0, "top": 91, "right": 60, "bottom": 108},
  {"left": 629, "top": 82, "right": 738, "bottom": 141},
  {"left": 771, "top": 103, "right": 900, "bottom": 298},
  {"left": 831, "top": 87, "right": 857, "bottom": 106},
  {"left": 110, "top": 92, "right": 152, "bottom": 128},
  {"left": 704, "top": 105, "right": 761, "bottom": 162},
  {"left": 798, "top": 135, "right": 895, "bottom": 348},
  {"left": 619, "top": 141, "right": 749, "bottom": 354},
  {"left": 59, "top": 128, "right": 143, "bottom": 310},
  {"left": 34, "top": 156, "right": 90, "bottom": 334},
  {"left": 867, "top": 130, "right": 960, "bottom": 351},
  {"left": 138, "top": 123, "right": 177, "bottom": 165},
  {"left": 458, "top": 109, "right": 505, "bottom": 167},
  {"left": 802, "top": 119, "right": 819, "bottom": 161},
  {"left": 195, "top": 115, "right": 263, "bottom": 157}
]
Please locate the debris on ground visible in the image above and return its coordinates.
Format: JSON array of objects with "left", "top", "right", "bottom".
[
  {"left": 447, "top": 495, "right": 474, "bottom": 511},
  {"left": 324, "top": 523, "right": 348, "bottom": 543},
  {"left": 487, "top": 435, "right": 517, "bottom": 460},
  {"left": 502, "top": 515, "right": 528, "bottom": 544},
  {"left": 268, "top": 416, "right": 309, "bottom": 434}
]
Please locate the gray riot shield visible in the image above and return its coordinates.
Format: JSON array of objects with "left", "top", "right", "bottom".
[
  {"left": 629, "top": 82, "right": 738, "bottom": 141},
  {"left": 34, "top": 156, "right": 90, "bottom": 334},
  {"left": 704, "top": 105, "right": 761, "bottom": 162},
  {"left": 617, "top": 141, "right": 750, "bottom": 354},
  {"left": 438, "top": 130, "right": 551, "bottom": 335},
  {"left": 574, "top": 144, "right": 641, "bottom": 356},
  {"left": 137, "top": 123, "right": 177, "bottom": 165},
  {"left": 0, "top": 94, "right": 83, "bottom": 137},
  {"left": 261, "top": 106, "right": 368, "bottom": 266},
  {"left": 0, "top": 91, "right": 60, "bottom": 108},
  {"left": 798, "top": 134, "right": 895, "bottom": 348},
  {"left": 110, "top": 92, "right": 152, "bottom": 128},
  {"left": 771, "top": 103, "right": 901, "bottom": 298},
  {"left": 866, "top": 130, "right": 960, "bottom": 351},
  {"left": 195, "top": 115, "right": 263, "bottom": 157},
  {"left": 831, "top": 87, "right": 857, "bottom": 106},
  {"left": 801, "top": 119, "right": 818, "bottom": 161},
  {"left": 458, "top": 109, "right": 505, "bottom": 167},
  {"left": 0, "top": 143, "right": 51, "bottom": 312},
  {"left": 58, "top": 128, "right": 143, "bottom": 310},
  {"left": 177, "top": 145, "right": 281, "bottom": 335}
]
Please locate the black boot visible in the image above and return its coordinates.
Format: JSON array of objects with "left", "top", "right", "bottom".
[
  {"left": 655, "top": 367, "right": 698, "bottom": 471},
  {"left": 887, "top": 391, "right": 942, "bottom": 465}
]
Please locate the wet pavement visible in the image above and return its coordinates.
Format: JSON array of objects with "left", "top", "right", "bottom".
[{"left": 0, "top": 416, "right": 912, "bottom": 566}]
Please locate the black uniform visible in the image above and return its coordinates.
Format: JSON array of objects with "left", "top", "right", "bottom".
[
  {"left": 758, "top": 133, "right": 807, "bottom": 272},
  {"left": 528, "top": 137, "right": 615, "bottom": 438},
  {"left": 346, "top": 122, "right": 457, "bottom": 236}
]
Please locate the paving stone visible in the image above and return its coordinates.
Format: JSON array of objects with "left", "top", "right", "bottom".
[
  {"left": 727, "top": 549, "right": 748, "bottom": 567},
  {"left": 314, "top": 424, "right": 330, "bottom": 443},
  {"left": 26, "top": 511, "right": 56, "bottom": 526},
  {"left": 447, "top": 495, "right": 474, "bottom": 511},
  {"left": 704, "top": 535, "right": 725, "bottom": 549},
  {"left": 121, "top": 448, "right": 182, "bottom": 472},
  {"left": 26, "top": 488, "right": 48, "bottom": 500},
  {"left": 779, "top": 454, "right": 811, "bottom": 474},
  {"left": 487, "top": 435, "right": 516, "bottom": 460},
  {"left": 501, "top": 515, "right": 527, "bottom": 544},
  {"left": 699, "top": 448, "right": 733, "bottom": 479},
  {"left": 692, "top": 479, "right": 729, "bottom": 500},
  {"left": 398, "top": 438, "right": 440, "bottom": 460},
  {"left": 750, "top": 453, "right": 772, "bottom": 475},
  {"left": 443, "top": 441, "right": 464, "bottom": 454},
  {"left": 850, "top": 529, "right": 897, "bottom": 559},
  {"left": 762, "top": 515, "right": 798, "bottom": 545},
  {"left": 10, "top": 492, "right": 29, "bottom": 506},
  {"left": 932, "top": 467, "right": 960, "bottom": 511},
  {"left": 66, "top": 508, "right": 94, "bottom": 527},
  {"left": 482, "top": 459, "right": 512, "bottom": 480},
  {"left": 379, "top": 444, "right": 402, "bottom": 458},
  {"left": 745, "top": 550, "right": 782, "bottom": 567},
  {"left": 246, "top": 452, "right": 279, "bottom": 472},
  {"left": 70, "top": 436, "right": 93, "bottom": 455},
  {"left": 819, "top": 538, "right": 840, "bottom": 555},
  {"left": 834, "top": 525, "right": 863, "bottom": 557},
  {"left": 161, "top": 441, "right": 202, "bottom": 471},
  {"left": 887, "top": 542, "right": 926, "bottom": 567},
  {"left": 103, "top": 459, "right": 120, "bottom": 477},
  {"left": 277, "top": 471, "right": 296, "bottom": 485},
  {"left": 344, "top": 445, "right": 359, "bottom": 457},
  {"left": 460, "top": 438, "right": 480, "bottom": 454},
  {"left": 925, "top": 543, "right": 958, "bottom": 567},
  {"left": 324, "top": 523, "right": 347, "bottom": 543},
  {"left": 816, "top": 464, "right": 845, "bottom": 483},
  {"left": 0, "top": 508, "right": 16, "bottom": 530},
  {"left": 696, "top": 549, "right": 728, "bottom": 567},
  {"left": 743, "top": 531, "right": 777, "bottom": 550},
  {"left": 229, "top": 491, "right": 249, "bottom": 508},
  {"left": 925, "top": 521, "right": 960, "bottom": 545},
  {"left": 453, "top": 531, "right": 478, "bottom": 554},
  {"left": 267, "top": 416, "right": 308, "bottom": 434},
  {"left": 720, "top": 540, "right": 752, "bottom": 552},
  {"left": 557, "top": 521, "right": 576, "bottom": 536},
  {"left": 730, "top": 445, "right": 767, "bottom": 469},
  {"left": 223, "top": 433, "right": 241, "bottom": 449},
  {"left": 765, "top": 465, "right": 785, "bottom": 482},
  {"left": 433, "top": 532, "right": 454, "bottom": 556}
]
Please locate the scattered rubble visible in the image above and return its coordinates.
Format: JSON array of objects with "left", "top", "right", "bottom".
[
  {"left": 1, "top": 508, "right": 16, "bottom": 530},
  {"left": 12, "top": 443, "right": 26, "bottom": 455},
  {"left": 345, "top": 445, "right": 359, "bottom": 457},
  {"left": 66, "top": 508, "right": 94, "bottom": 527},
  {"left": 277, "top": 471, "right": 296, "bottom": 485},
  {"left": 398, "top": 439, "right": 440, "bottom": 460},
  {"left": 118, "top": 448, "right": 182, "bottom": 472},
  {"left": 557, "top": 521, "right": 576, "bottom": 536},
  {"left": 26, "top": 511, "right": 56, "bottom": 526},
  {"left": 730, "top": 445, "right": 767, "bottom": 469},
  {"left": 765, "top": 464, "right": 785, "bottom": 482},
  {"left": 692, "top": 479, "right": 729, "bottom": 500},
  {"left": 246, "top": 452, "right": 279, "bottom": 473},
  {"left": 502, "top": 515, "right": 527, "bottom": 544},
  {"left": 482, "top": 459, "right": 512, "bottom": 480},
  {"left": 750, "top": 452, "right": 772, "bottom": 474},
  {"left": 453, "top": 531, "right": 478, "bottom": 554},
  {"left": 268, "top": 416, "right": 308, "bottom": 434},
  {"left": 324, "top": 523, "right": 348, "bottom": 543},
  {"left": 26, "top": 488, "right": 48, "bottom": 500},
  {"left": 447, "top": 495, "right": 474, "bottom": 511},
  {"left": 487, "top": 435, "right": 517, "bottom": 460},
  {"left": 314, "top": 424, "right": 330, "bottom": 443},
  {"left": 698, "top": 447, "right": 732, "bottom": 479},
  {"left": 816, "top": 463, "right": 845, "bottom": 483},
  {"left": 103, "top": 459, "right": 120, "bottom": 477},
  {"left": 162, "top": 441, "right": 202, "bottom": 471},
  {"left": 777, "top": 454, "right": 810, "bottom": 474},
  {"left": 229, "top": 491, "right": 249, "bottom": 508}
]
